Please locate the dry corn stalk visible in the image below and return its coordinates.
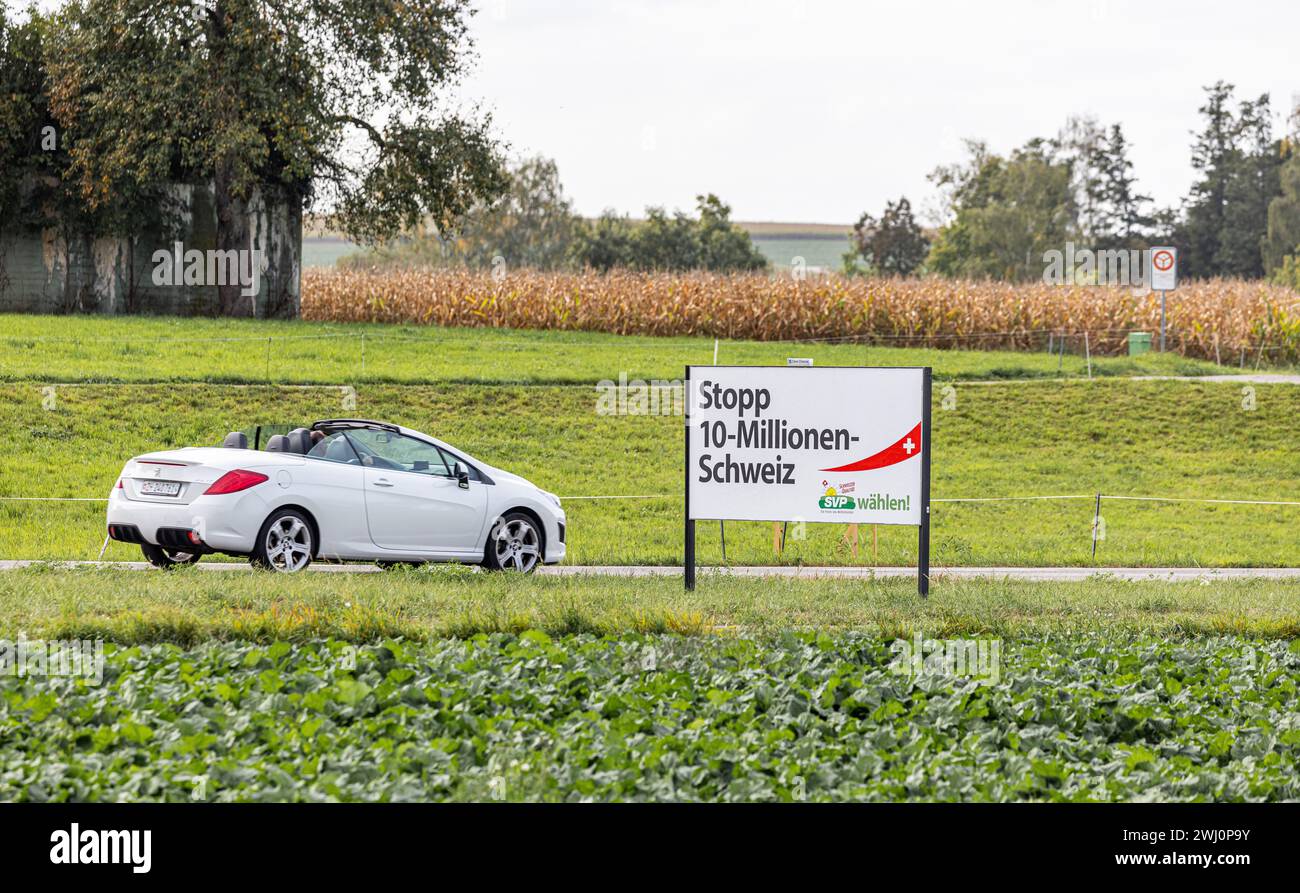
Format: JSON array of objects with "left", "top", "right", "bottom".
[{"left": 302, "top": 269, "right": 1300, "bottom": 361}]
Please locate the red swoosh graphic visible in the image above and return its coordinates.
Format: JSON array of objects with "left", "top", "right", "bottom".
[{"left": 820, "top": 422, "right": 922, "bottom": 472}]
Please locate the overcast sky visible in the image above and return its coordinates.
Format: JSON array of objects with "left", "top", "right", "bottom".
[{"left": 458, "top": 0, "right": 1300, "bottom": 224}]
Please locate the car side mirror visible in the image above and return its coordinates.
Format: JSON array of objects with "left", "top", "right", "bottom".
[{"left": 454, "top": 461, "right": 470, "bottom": 489}]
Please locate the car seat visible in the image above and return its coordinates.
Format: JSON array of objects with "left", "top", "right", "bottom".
[
  {"left": 223, "top": 431, "right": 249, "bottom": 449},
  {"left": 285, "top": 428, "right": 314, "bottom": 454}
]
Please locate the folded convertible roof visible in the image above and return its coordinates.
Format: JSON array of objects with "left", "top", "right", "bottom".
[{"left": 311, "top": 418, "right": 401, "bottom": 432}]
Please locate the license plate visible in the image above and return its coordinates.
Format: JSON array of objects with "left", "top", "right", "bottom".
[{"left": 139, "top": 480, "right": 182, "bottom": 497}]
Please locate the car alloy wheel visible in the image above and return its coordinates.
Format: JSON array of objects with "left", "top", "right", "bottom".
[
  {"left": 491, "top": 515, "right": 541, "bottom": 573},
  {"left": 257, "top": 511, "right": 314, "bottom": 573}
]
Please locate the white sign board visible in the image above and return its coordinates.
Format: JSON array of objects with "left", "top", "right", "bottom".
[
  {"left": 1150, "top": 246, "right": 1177, "bottom": 291},
  {"left": 687, "top": 366, "right": 927, "bottom": 525}
]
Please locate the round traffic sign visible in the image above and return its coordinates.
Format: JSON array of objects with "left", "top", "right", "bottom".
[{"left": 1153, "top": 249, "right": 1174, "bottom": 272}]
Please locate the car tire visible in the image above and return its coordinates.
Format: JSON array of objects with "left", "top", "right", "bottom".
[
  {"left": 250, "top": 509, "right": 315, "bottom": 573},
  {"left": 484, "top": 512, "right": 543, "bottom": 573},
  {"left": 141, "top": 543, "right": 201, "bottom": 569}
]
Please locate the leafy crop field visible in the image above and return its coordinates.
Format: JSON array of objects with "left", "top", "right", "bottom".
[
  {"left": 300, "top": 269, "right": 1300, "bottom": 363},
  {"left": 4, "top": 631, "right": 1298, "bottom": 802},
  {"left": 2, "top": 378, "right": 1296, "bottom": 567}
]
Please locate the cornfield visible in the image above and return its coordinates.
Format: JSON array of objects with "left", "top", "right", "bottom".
[{"left": 302, "top": 269, "right": 1300, "bottom": 362}]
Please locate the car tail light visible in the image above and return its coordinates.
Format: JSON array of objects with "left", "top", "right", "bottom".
[{"left": 204, "top": 469, "right": 269, "bottom": 495}]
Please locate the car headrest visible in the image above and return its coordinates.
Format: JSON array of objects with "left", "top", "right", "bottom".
[
  {"left": 223, "top": 431, "right": 248, "bottom": 449},
  {"left": 286, "top": 428, "right": 314, "bottom": 455},
  {"left": 265, "top": 434, "right": 289, "bottom": 453}
]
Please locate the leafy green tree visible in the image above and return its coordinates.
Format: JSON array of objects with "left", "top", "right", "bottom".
[
  {"left": 695, "top": 194, "right": 767, "bottom": 272},
  {"left": 569, "top": 211, "right": 635, "bottom": 272},
  {"left": 1263, "top": 151, "right": 1300, "bottom": 278},
  {"left": 927, "top": 140, "right": 1075, "bottom": 280},
  {"left": 354, "top": 156, "right": 579, "bottom": 271},
  {"left": 0, "top": 7, "right": 168, "bottom": 307},
  {"left": 843, "top": 197, "right": 929, "bottom": 276},
  {"left": 46, "top": 0, "right": 506, "bottom": 315},
  {"left": 572, "top": 194, "right": 767, "bottom": 273}
]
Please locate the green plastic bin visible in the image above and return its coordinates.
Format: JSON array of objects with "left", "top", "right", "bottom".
[{"left": 1128, "top": 332, "right": 1152, "bottom": 356}]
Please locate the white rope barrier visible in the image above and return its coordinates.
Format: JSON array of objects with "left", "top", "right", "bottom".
[{"left": 5, "top": 493, "right": 1298, "bottom": 506}]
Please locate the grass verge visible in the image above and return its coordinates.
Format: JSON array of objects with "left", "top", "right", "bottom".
[{"left": 3, "top": 566, "right": 1300, "bottom": 642}]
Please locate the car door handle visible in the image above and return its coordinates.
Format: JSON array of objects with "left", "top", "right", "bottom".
[{"left": 373, "top": 478, "right": 394, "bottom": 488}]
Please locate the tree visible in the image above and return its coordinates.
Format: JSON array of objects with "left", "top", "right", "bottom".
[
  {"left": 1179, "top": 82, "right": 1283, "bottom": 278},
  {"left": 1180, "top": 82, "right": 1238, "bottom": 277},
  {"left": 1263, "top": 151, "right": 1300, "bottom": 278},
  {"left": 46, "top": 0, "right": 507, "bottom": 315},
  {"left": 1219, "top": 95, "right": 1280, "bottom": 277},
  {"left": 1093, "top": 125, "right": 1154, "bottom": 247},
  {"left": 571, "top": 194, "right": 767, "bottom": 273},
  {"left": 1, "top": 7, "right": 168, "bottom": 308},
  {"left": 927, "top": 140, "right": 1075, "bottom": 280},
  {"left": 356, "top": 156, "right": 580, "bottom": 271},
  {"left": 843, "top": 197, "right": 929, "bottom": 276},
  {"left": 695, "top": 194, "right": 767, "bottom": 272},
  {"left": 1052, "top": 116, "right": 1107, "bottom": 242},
  {"left": 1051, "top": 117, "right": 1152, "bottom": 249}
]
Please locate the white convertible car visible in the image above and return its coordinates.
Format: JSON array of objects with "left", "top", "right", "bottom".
[{"left": 106, "top": 418, "right": 566, "bottom": 573}]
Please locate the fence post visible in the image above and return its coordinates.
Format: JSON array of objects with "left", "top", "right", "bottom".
[{"left": 1091, "top": 492, "right": 1102, "bottom": 559}]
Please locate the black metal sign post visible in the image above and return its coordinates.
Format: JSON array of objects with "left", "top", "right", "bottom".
[
  {"left": 684, "top": 365, "right": 696, "bottom": 590},
  {"left": 918, "top": 367, "right": 932, "bottom": 597}
]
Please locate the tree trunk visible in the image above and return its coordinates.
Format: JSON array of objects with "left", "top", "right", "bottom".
[{"left": 214, "top": 157, "right": 254, "bottom": 317}]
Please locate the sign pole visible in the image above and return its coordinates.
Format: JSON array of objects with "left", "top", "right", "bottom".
[
  {"left": 918, "top": 368, "right": 932, "bottom": 597},
  {"left": 1160, "top": 290, "right": 1167, "bottom": 352},
  {"left": 1151, "top": 247, "right": 1177, "bottom": 352},
  {"left": 684, "top": 365, "right": 695, "bottom": 591}
]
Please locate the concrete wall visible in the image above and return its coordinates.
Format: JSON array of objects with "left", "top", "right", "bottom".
[{"left": 0, "top": 182, "right": 302, "bottom": 317}]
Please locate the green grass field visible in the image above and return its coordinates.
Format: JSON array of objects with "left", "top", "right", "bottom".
[
  {"left": 2, "top": 377, "right": 1295, "bottom": 566},
  {"left": 0, "top": 313, "right": 1244, "bottom": 385}
]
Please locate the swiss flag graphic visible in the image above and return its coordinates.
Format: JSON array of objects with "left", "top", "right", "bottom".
[{"left": 820, "top": 422, "right": 922, "bottom": 473}]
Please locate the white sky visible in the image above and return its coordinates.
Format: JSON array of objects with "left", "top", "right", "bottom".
[{"left": 458, "top": 0, "right": 1300, "bottom": 224}]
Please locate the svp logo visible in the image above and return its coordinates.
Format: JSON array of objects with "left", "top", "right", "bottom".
[{"left": 817, "top": 485, "right": 853, "bottom": 511}]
